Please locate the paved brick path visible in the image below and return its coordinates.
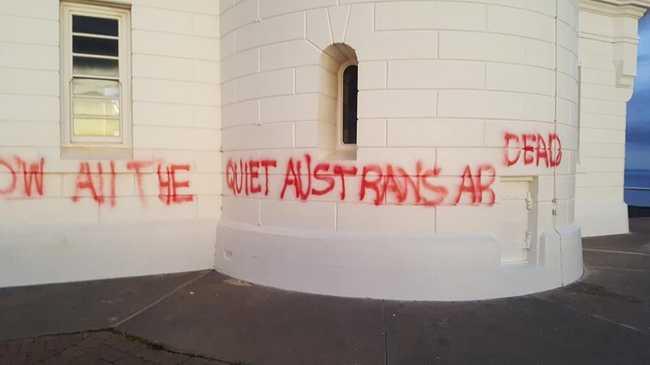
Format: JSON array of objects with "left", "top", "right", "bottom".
[{"left": 0, "top": 331, "right": 231, "bottom": 365}]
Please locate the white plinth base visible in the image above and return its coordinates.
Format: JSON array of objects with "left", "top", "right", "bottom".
[
  {"left": 576, "top": 201, "right": 629, "bottom": 237},
  {"left": 215, "top": 222, "right": 583, "bottom": 301},
  {"left": 0, "top": 221, "right": 216, "bottom": 288}
]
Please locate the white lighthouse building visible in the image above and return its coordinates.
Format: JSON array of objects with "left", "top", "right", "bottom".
[{"left": 0, "top": 0, "right": 648, "bottom": 301}]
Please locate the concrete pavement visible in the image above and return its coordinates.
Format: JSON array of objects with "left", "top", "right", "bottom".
[{"left": 1, "top": 218, "right": 649, "bottom": 364}]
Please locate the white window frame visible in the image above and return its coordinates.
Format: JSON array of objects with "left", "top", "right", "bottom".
[
  {"left": 60, "top": 1, "right": 131, "bottom": 158},
  {"left": 336, "top": 60, "right": 358, "bottom": 152}
]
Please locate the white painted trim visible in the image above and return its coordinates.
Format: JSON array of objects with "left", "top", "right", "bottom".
[
  {"left": 585, "top": 0, "right": 650, "bottom": 8},
  {"left": 579, "top": 0, "right": 646, "bottom": 88},
  {"left": 579, "top": 0, "right": 648, "bottom": 16},
  {"left": 61, "top": 0, "right": 132, "bottom": 9}
]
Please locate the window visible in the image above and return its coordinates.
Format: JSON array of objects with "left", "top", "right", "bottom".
[
  {"left": 341, "top": 64, "right": 358, "bottom": 145},
  {"left": 61, "top": 2, "right": 131, "bottom": 157},
  {"left": 320, "top": 43, "right": 358, "bottom": 160}
]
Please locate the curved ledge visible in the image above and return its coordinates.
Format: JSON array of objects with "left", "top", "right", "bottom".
[{"left": 214, "top": 222, "right": 583, "bottom": 301}]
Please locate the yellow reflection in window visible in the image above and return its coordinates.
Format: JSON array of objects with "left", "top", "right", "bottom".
[
  {"left": 73, "top": 99, "right": 120, "bottom": 117},
  {"left": 73, "top": 118, "right": 120, "bottom": 137}
]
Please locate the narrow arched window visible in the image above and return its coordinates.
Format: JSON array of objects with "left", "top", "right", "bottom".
[
  {"left": 341, "top": 64, "right": 358, "bottom": 145},
  {"left": 319, "top": 43, "right": 358, "bottom": 160}
]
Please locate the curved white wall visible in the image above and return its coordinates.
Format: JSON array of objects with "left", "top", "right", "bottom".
[{"left": 217, "top": 0, "right": 582, "bottom": 300}]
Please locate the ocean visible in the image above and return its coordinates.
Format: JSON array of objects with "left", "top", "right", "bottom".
[{"left": 625, "top": 169, "right": 650, "bottom": 207}]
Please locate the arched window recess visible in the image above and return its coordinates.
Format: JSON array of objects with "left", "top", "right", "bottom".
[{"left": 319, "top": 43, "right": 358, "bottom": 160}]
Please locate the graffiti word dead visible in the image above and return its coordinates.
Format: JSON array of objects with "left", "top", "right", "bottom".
[{"left": 504, "top": 132, "right": 562, "bottom": 168}]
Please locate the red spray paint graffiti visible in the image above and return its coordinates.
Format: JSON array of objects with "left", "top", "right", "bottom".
[
  {"left": 0, "top": 156, "right": 195, "bottom": 207},
  {"left": 71, "top": 162, "right": 114, "bottom": 206},
  {"left": 225, "top": 159, "right": 276, "bottom": 197},
  {"left": 504, "top": 132, "right": 562, "bottom": 168},
  {"left": 3, "top": 131, "right": 561, "bottom": 209},
  {"left": 279, "top": 155, "right": 360, "bottom": 202},
  {"left": 127, "top": 161, "right": 153, "bottom": 205},
  {"left": 0, "top": 159, "right": 17, "bottom": 195},
  {"left": 0, "top": 157, "right": 45, "bottom": 198},
  {"left": 157, "top": 164, "right": 193, "bottom": 205},
  {"left": 359, "top": 162, "right": 453, "bottom": 206},
  {"left": 15, "top": 157, "right": 45, "bottom": 197},
  {"left": 225, "top": 132, "right": 561, "bottom": 206},
  {"left": 452, "top": 164, "right": 496, "bottom": 206},
  {"left": 225, "top": 155, "right": 496, "bottom": 207},
  {"left": 71, "top": 160, "right": 194, "bottom": 206}
]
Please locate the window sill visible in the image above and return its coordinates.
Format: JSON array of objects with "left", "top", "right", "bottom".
[
  {"left": 324, "top": 148, "right": 357, "bottom": 162},
  {"left": 61, "top": 144, "right": 132, "bottom": 161}
]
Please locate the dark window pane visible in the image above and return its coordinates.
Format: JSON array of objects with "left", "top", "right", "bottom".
[
  {"left": 73, "top": 15, "right": 118, "bottom": 36},
  {"left": 73, "top": 56, "right": 118, "bottom": 77},
  {"left": 73, "top": 36, "right": 118, "bottom": 57},
  {"left": 342, "top": 65, "right": 358, "bottom": 145}
]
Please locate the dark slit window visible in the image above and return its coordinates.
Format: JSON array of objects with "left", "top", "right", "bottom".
[{"left": 342, "top": 65, "right": 358, "bottom": 145}]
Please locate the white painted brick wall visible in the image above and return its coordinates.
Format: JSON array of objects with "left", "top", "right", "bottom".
[
  {"left": 259, "top": 0, "right": 336, "bottom": 19},
  {"left": 439, "top": 31, "right": 555, "bottom": 68},
  {"left": 236, "top": 69, "right": 294, "bottom": 101},
  {"left": 211, "top": 0, "right": 597, "bottom": 301},
  {"left": 220, "top": 0, "right": 580, "bottom": 241},
  {"left": 375, "top": 2, "right": 487, "bottom": 31},
  {"left": 575, "top": 3, "right": 644, "bottom": 236},
  {"left": 337, "top": 204, "right": 435, "bottom": 234},
  {"left": 388, "top": 60, "right": 485, "bottom": 90},
  {"left": 261, "top": 200, "right": 337, "bottom": 230},
  {"left": 237, "top": 12, "right": 304, "bottom": 51},
  {"left": 358, "top": 90, "right": 436, "bottom": 119},
  {"left": 0, "top": 0, "right": 221, "bottom": 287}
]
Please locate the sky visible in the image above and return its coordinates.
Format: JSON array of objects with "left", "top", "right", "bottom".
[{"left": 626, "top": 14, "right": 650, "bottom": 172}]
